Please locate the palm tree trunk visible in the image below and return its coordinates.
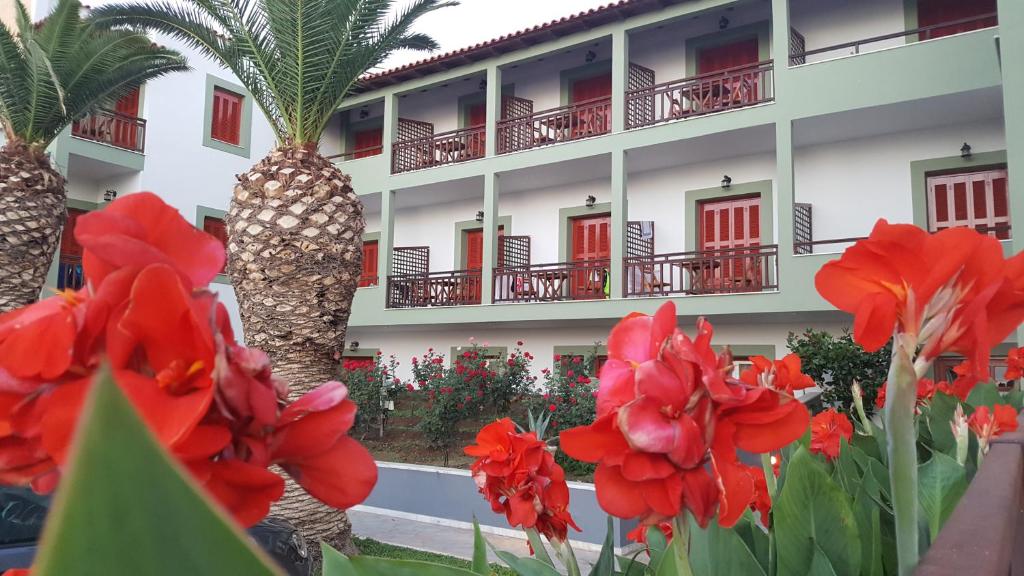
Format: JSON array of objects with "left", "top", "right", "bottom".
[
  {"left": 0, "top": 142, "right": 66, "bottom": 312},
  {"left": 227, "top": 145, "right": 365, "bottom": 558}
]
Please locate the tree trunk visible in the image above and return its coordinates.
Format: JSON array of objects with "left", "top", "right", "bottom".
[
  {"left": 226, "top": 146, "right": 365, "bottom": 558},
  {"left": 0, "top": 142, "right": 66, "bottom": 312}
]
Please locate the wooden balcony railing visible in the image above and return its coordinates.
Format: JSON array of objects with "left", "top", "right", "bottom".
[
  {"left": 625, "top": 61, "right": 774, "bottom": 129},
  {"left": 71, "top": 109, "right": 146, "bottom": 153},
  {"left": 327, "top": 145, "right": 383, "bottom": 162},
  {"left": 795, "top": 224, "right": 1010, "bottom": 255},
  {"left": 496, "top": 97, "right": 611, "bottom": 154},
  {"left": 57, "top": 255, "right": 84, "bottom": 291},
  {"left": 623, "top": 245, "right": 778, "bottom": 297},
  {"left": 493, "top": 259, "right": 610, "bottom": 303},
  {"left": 391, "top": 125, "right": 486, "bottom": 173},
  {"left": 789, "top": 12, "right": 998, "bottom": 64},
  {"left": 386, "top": 269, "right": 482, "bottom": 308}
]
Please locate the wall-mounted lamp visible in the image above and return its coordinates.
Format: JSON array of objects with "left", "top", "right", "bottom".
[
  {"left": 475, "top": 210, "right": 485, "bottom": 222},
  {"left": 348, "top": 341, "right": 360, "bottom": 351},
  {"left": 721, "top": 175, "right": 732, "bottom": 189},
  {"left": 585, "top": 50, "right": 597, "bottom": 63},
  {"left": 585, "top": 195, "right": 597, "bottom": 207},
  {"left": 719, "top": 16, "right": 730, "bottom": 30},
  {"left": 961, "top": 142, "right": 972, "bottom": 158},
  {"left": 358, "top": 107, "right": 369, "bottom": 119},
  {"left": 103, "top": 189, "right": 118, "bottom": 201},
  {"left": 478, "top": 78, "right": 487, "bottom": 91}
]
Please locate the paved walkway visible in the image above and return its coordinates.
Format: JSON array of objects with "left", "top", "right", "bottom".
[{"left": 349, "top": 508, "right": 603, "bottom": 574}]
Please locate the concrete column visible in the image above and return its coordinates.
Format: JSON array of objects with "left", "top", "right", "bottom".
[
  {"left": 770, "top": 0, "right": 792, "bottom": 101},
  {"left": 610, "top": 150, "right": 628, "bottom": 299},
  {"left": 378, "top": 189, "right": 395, "bottom": 310},
  {"left": 997, "top": 0, "right": 1024, "bottom": 345},
  {"left": 485, "top": 66, "right": 501, "bottom": 157},
  {"left": 481, "top": 173, "right": 500, "bottom": 304},
  {"left": 775, "top": 119, "right": 795, "bottom": 289},
  {"left": 382, "top": 92, "right": 398, "bottom": 175},
  {"left": 611, "top": 29, "right": 628, "bottom": 133}
]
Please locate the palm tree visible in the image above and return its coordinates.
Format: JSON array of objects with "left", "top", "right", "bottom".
[
  {"left": 90, "top": 0, "right": 453, "bottom": 555},
  {"left": 0, "top": 0, "right": 187, "bottom": 311}
]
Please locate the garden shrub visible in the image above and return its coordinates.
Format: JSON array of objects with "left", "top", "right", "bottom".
[
  {"left": 341, "top": 353, "right": 405, "bottom": 439},
  {"left": 787, "top": 328, "right": 892, "bottom": 416},
  {"left": 531, "top": 350, "right": 601, "bottom": 479},
  {"left": 413, "top": 348, "right": 486, "bottom": 465}
]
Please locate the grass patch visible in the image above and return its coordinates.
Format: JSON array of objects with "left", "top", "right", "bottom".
[{"left": 353, "top": 537, "right": 516, "bottom": 575}]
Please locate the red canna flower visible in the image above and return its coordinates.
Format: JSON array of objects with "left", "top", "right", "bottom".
[
  {"left": 0, "top": 193, "right": 377, "bottom": 530},
  {"left": 1005, "top": 347, "right": 1024, "bottom": 380},
  {"left": 465, "top": 419, "right": 580, "bottom": 544},
  {"left": 816, "top": 220, "right": 1024, "bottom": 398},
  {"left": 626, "top": 521, "right": 673, "bottom": 545},
  {"left": 876, "top": 378, "right": 937, "bottom": 410},
  {"left": 739, "top": 353, "right": 815, "bottom": 395},
  {"left": 968, "top": 404, "right": 1019, "bottom": 453},
  {"left": 809, "top": 409, "right": 853, "bottom": 461},
  {"left": 560, "top": 302, "right": 808, "bottom": 529}
]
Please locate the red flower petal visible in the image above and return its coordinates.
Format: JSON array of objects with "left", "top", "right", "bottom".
[
  {"left": 593, "top": 464, "right": 649, "bottom": 519},
  {"left": 279, "top": 435, "right": 377, "bottom": 510}
]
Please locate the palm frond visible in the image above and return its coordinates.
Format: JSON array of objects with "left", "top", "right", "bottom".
[
  {"left": 0, "top": 0, "right": 190, "bottom": 152},
  {"left": 93, "top": 0, "right": 455, "bottom": 147}
]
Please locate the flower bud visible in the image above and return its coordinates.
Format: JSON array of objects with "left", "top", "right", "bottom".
[
  {"left": 950, "top": 404, "right": 969, "bottom": 466},
  {"left": 851, "top": 382, "right": 873, "bottom": 435}
]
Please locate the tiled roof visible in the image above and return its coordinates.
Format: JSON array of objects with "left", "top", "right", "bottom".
[{"left": 354, "top": 0, "right": 686, "bottom": 93}]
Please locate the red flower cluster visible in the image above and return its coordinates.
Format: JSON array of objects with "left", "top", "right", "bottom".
[
  {"left": 739, "top": 354, "right": 815, "bottom": 395},
  {"left": 1006, "top": 347, "right": 1024, "bottom": 380},
  {"left": 875, "top": 378, "right": 937, "bottom": 410},
  {"left": 465, "top": 418, "right": 579, "bottom": 543},
  {"left": 816, "top": 220, "right": 1024, "bottom": 396},
  {"left": 560, "top": 302, "right": 809, "bottom": 529},
  {"left": 967, "top": 404, "right": 1019, "bottom": 449},
  {"left": 0, "top": 193, "right": 376, "bottom": 526},
  {"left": 809, "top": 409, "right": 854, "bottom": 461}
]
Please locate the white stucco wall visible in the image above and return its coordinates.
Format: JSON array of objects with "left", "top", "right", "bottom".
[
  {"left": 794, "top": 118, "right": 1006, "bottom": 243},
  {"left": 790, "top": 0, "right": 908, "bottom": 63}
]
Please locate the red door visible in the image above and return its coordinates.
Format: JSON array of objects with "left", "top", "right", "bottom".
[
  {"left": 698, "top": 196, "right": 761, "bottom": 292},
  {"left": 467, "top": 102, "right": 486, "bottom": 158},
  {"left": 465, "top": 226, "right": 503, "bottom": 302},
  {"left": 571, "top": 215, "right": 610, "bottom": 300},
  {"left": 360, "top": 240, "right": 379, "bottom": 287},
  {"left": 201, "top": 216, "right": 228, "bottom": 273},
  {"left": 58, "top": 209, "right": 87, "bottom": 290},
  {"left": 571, "top": 74, "right": 612, "bottom": 137},
  {"left": 112, "top": 87, "right": 140, "bottom": 150},
  {"left": 353, "top": 127, "right": 383, "bottom": 158},
  {"left": 917, "top": 0, "right": 997, "bottom": 39},
  {"left": 697, "top": 38, "right": 760, "bottom": 110}
]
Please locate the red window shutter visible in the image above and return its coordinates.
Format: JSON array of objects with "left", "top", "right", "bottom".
[
  {"left": 927, "top": 168, "right": 1010, "bottom": 239},
  {"left": 212, "top": 87, "right": 243, "bottom": 145},
  {"left": 60, "top": 209, "right": 87, "bottom": 258},
  {"left": 993, "top": 176, "right": 1008, "bottom": 217},
  {"left": 697, "top": 38, "right": 760, "bottom": 73},
  {"left": 466, "top": 230, "right": 483, "bottom": 270},
  {"left": 917, "top": 0, "right": 997, "bottom": 38},
  {"left": 360, "top": 241, "right": 378, "bottom": 287},
  {"left": 700, "top": 196, "right": 762, "bottom": 250},
  {"left": 202, "top": 216, "right": 229, "bottom": 272},
  {"left": 571, "top": 74, "right": 612, "bottom": 104},
  {"left": 353, "top": 127, "right": 383, "bottom": 159},
  {"left": 749, "top": 203, "right": 760, "bottom": 243}
]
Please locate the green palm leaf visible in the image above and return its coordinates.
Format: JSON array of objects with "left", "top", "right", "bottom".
[
  {"left": 91, "top": 0, "right": 455, "bottom": 148},
  {"left": 0, "top": 0, "right": 189, "bottom": 155}
]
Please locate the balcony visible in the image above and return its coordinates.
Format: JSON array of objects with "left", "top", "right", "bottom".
[
  {"left": 493, "top": 259, "right": 609, "bottom": 303},
  {"left": 392, "top": 124, "right": 486, "bottom": 173},
  {"left": 625, "top": 61, "right": 774, "bottom": 129},
  {"left": 624, "top": 245, "right": 778, "bottom": 297},
  {"left": 70, "top": 109, "right": 146, "bottom": 153},
  {"left": 497, "top": 96, "right": 611, "bottom": 154},
  {"left": 386, "top": 269, "right": 483, "bottom": 308}
]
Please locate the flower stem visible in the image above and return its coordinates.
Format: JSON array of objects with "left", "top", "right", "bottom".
[
  {"left": 671, "top": 513, "right": 695, "bottom": 576},
  {"left": 760, "top": 453, "right": 777, "bottom": 576},
  {"left": 885, "top": 338, "right": 920, "bottom": 576}
]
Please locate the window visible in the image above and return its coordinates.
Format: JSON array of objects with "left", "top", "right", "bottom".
[
  {"left": 211, "top": 87, "right": 243, "bottom": 145},
  {"left": 927, "top": 168, "right": 1010, "bottom": 240},
  {"left": 360, "top": 240, "right": 379, "bottom": 287},
  {"left": 58, "top": 208, "right": 87, "bottom": 291},
  {"left": 352, "top": 127, "right": 383, "bottom": 159},
  {"left": 202, "top": 215, "right": 229, "bottom": 273},
  {"left": 917, "top": 0, "right": 997, "bottom": 39}
]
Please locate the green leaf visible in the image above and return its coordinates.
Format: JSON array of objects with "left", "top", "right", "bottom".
[
  {"left": 588, "top": 517, "right": 615, "bottom": 576},
  {"left": 492, "top": 551, "right": 561, "bottom": 576},
  {"left": 832, "top": 437, "right": 861, "bottom": 493},
  {"left": 32, "top": 369, "right": 281, "bottom": 576},
  {"left": 653, "top": 538, "right": 681, "bottom": 576},
  {"left": 925, "top": 392, "right": 959, "bottom": 456},
  {"left": 645, "top": 524, "right": 668, "bottom": 569},
  {"left": 851, "top": 430, "right": 885, "bottom": 467},
  {"left": 808, "top": 545, "right": 840, "bottom": 576},
  {"left": 918, "top": 452, "right": 968, "bottom": 543},
  {"left": 616, "top": 552, "right": 648, "bottom": 576},
  {"left": 689, "top": 520, "right": 766, "bottom": 576},
  {"left": 774, "top": 447, "right": 862, "bottom": 576},
  {"left": 851, "top": 477, "right": 885, "bottom": 576},
  {"left": 349, "top": 557, "right": 482, "bottom": 576},
  {"left": 471, "top": 520, "right": 489, "bottom": 575},
  {"left": 322, "top": 543, "right": 356, "bottom": 575},
  {"left": 967, "top": 382, "right": 1002, "bottom": 409},
  {"left": 1004, "top": 389, "right": 1024, "bottom": 411},
  {"left": 525, "top": 528, "right": 556, "bottom": 568}
]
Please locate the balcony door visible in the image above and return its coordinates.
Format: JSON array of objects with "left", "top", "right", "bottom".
[
  {"left": 467, "top": 102, "right": 487, "bottom": 158},
  {"left": 464, "top": 225, "right": 503, "bottom": 302},
  {"left": 353, "top": 127, "right": 383, "bottom": 159},
  {"left": 697, "top": 38, "right": 760, "bottom": 111},
  {"left": 570, "top": 214, "right": 610, "bottom": 300},
  {"left": 571, "top": 73, "right": 612, "bottom": 137},
  {"left": 112, "top": 87, "right": 140, "bottom": 151},
  {"left": 58, "top": 208, "right": 87, "bottom": 291},
  {"left": 917, "top": 0, "right": 997, "bottom": 39},
  {"left": 699, "top": 195, "right": 761, "bottom": 292}
]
